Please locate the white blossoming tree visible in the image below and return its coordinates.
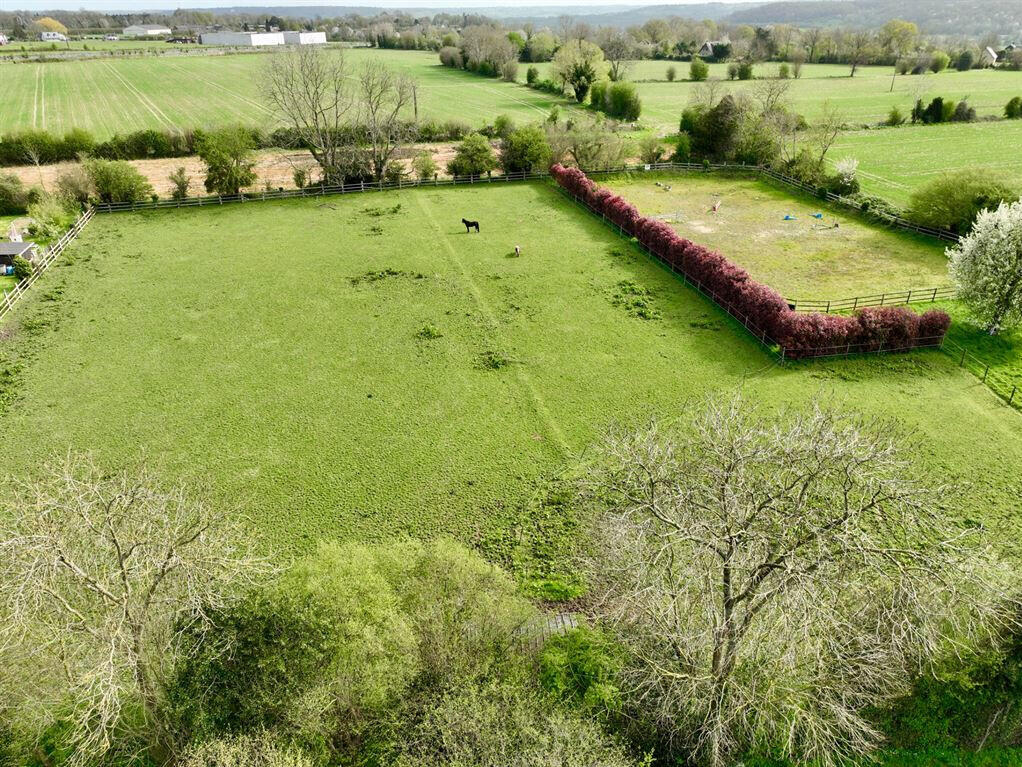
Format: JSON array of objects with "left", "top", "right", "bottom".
[{"left": 948, "top": 199, "right": 1022, "bottom": 333}]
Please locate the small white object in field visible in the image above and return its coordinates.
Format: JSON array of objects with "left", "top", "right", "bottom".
[{"left": 515, "top": 245, "right": 521, "bottom": 257}]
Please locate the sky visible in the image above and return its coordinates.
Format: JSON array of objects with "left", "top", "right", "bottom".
[{"left": 1, "top": 0, "right": 756, "bottom": 12}]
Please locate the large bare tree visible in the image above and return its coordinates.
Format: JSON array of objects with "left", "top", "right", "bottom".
[
  {"left": 355, "top": 60, "right": 417, "bottom": 181},
  {"left": 263, "top": 46, "right": 355, "bottom": 185},
  {"left": 578, "top": 397, "right": 1016, "bottom": 767},
  {"left": 0, "top": 453, "right": 273, "bottom": 765}
]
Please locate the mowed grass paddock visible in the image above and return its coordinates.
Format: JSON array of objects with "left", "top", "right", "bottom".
[
  {"left": 602, "top": 172, "right": 950, "bottom": 298},
  {"left": 0, "top": 48, "right": 580, "bottom": 138},
  {"left": 1, "top": 181, "right": 1021, "bottom": 554}
]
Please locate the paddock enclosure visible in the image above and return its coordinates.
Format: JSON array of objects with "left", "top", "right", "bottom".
[{"left": 2, "top": 180, "right": 1020, "bottom": 555}]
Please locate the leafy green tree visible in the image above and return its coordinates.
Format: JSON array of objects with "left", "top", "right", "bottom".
[
  {"left": 607, "top": 81, "right": 642, "bottom": 121},
  {"left": 197, "top": 126, "right": 258, "bottom": 196},
  {"left": 929, "top": 51, "right": 950, "bottom": 73},
  {"left": 956, "top": 49, "right": 976, "bottom": 71},
  {"left": 447, "top": 133, "right": 497, "bottom": 178},
  {"left": 412, "top": 151, "right": 437, "bottom": 180},
  {"left": 689, "top": 57, "right": 709, "bottom": 81},
  {"left": 500, "top": 125, "right": 551, "bottom": 173},
  {"left": 0, "top": 173, "right": 37, "bottom": 215},
  {"left": 552, "top": 40, "right": 609, "bottom": 103},
  {"left": 11, "top": 255, "right": 33, "bottom": 282},
  {"left": 906, "top": 170, "right": 1017, "bottom": 234},
  {"left": 84, "top": 158, "right": 154, "bottom": 203},
  {"left": 638, "top": 135, "right": 665, "bottom": 165}
]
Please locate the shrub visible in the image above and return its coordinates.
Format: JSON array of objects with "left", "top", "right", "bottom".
[
  {"left": 56, "top": 164, "right": 93, "bottom": 205},
  {"left": 539, "top": 626, "right": 623, "bottom": 716},
  {"left": 956, "top": 50, "right": 975, "bottom": 71},
  {"left": 886, "top": 106, "right": 907, "bottom": 126},
  {"left": 906, "top": 170, "right": 1017, "bottom": 234},
  {"left": 27, "top": 195, "right": 77, "bottom": 239},
  {"left": 737, "top": 61, "right": 754, "bottom": 80},
  {"left": 446, "top": 133, "right": 497, "bottom": 178},
  {"left": 951, "top": 99, "right": 976, "bottom": 122},
  {"left": 0, "top": 173, "right": 36, "bottom": 214},
  {"left": 606, "top": 81, "right": 641, "bottom": 121},
  {"left": 727, "top": 62, "right": 739, "bottom": 80},
  {"left": 412, "top": 151, "right": 437, "bottom": 180},
  {"left": 84, "top": 158, "right": 154, "bottom": 203},
  {"left": 197, "top": 126, "right": 257, "bottom": 196},
  {"left": 1005, "top": 96, "right": 1022, "bottom": 119},
  {"left": 12, "top": 255, "right": 33, "bottom": 282},
  {"left": 778, "top": 62, "right": 791, "bottom": 79},
  {"left": 666, "top": 65, "right": 676, "bottom": 82},
  {"left": 689, "top": 57, "right": 709, "bottom": 81},
  {"left": 638, "top": 135, "right": 665, "bottom": 165},
  {"left": 930, "top": 51, "right": 951, "bottom": 73},
  {"left": 526, "top": 65, "right": 538, "bottom": 84},
  {"left": 500, "top": 60, "right": 518, "bottom": 82},
  {"left": 438, "top": 46, "right": 462, "bottom": 68},
  {"left": 179, "top": 732, "right": 315, "bottom": 767},
  {"left": 492, "top": 114, "right": 515, "bottom": 140},
  {"left": 500, "top": 125, "right": 550, "bottom": 174},
  {"left": 672, "top": 132, "right": 692, "bottom": 162}
]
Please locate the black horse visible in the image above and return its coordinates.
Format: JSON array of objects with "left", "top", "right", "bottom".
[{"left": 462, "top": 218, "right": 480, "bottom": 233}]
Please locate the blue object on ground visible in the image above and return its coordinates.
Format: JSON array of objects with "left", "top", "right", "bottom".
[
  {"left": 812, "top": 213, "right": 824, "bottom": 219},
  {"left": 783, "top": 214, "right": 796, "bottom": 221}
]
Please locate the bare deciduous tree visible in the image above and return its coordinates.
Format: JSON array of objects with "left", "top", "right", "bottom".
[
  {"left": 597, "top": 27, "right": 634, "bottom": 82},
  {"left": 263, "top": 46, "right": 354, "bottom": 185},
  {"left": 355, "top": 60, "right": 417, "bottom": 181},
  {"left": 0, "top": 453, "right": 274, "bottom": 766},
  {"left": 578, "top": 397, "right": 1015, "bottom": 767}
]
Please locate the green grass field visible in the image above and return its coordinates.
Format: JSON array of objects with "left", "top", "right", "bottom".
[
  {"left": 602, "top": 172, "right": 950, "bottom": 298},
  {"left": 0, "top": 48, "right": 579, "bottom": 138},
  {"left": 1, "top": 181, "right": 1020, "bottom": 556},
  {"left": 831, "top": 120, "right": 1022, "bottom": 207}
]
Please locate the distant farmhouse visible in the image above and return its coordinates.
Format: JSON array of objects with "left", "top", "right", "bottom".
[
  {"left": 697, "top": 39, "right": 729, "bottom": 58},
  {"left": 199, "top": 30, "right": 326, "bottom": 46},
  {"left": 38, "top": 30, "right": 67, "bottom": 42},
  {"left": 981, "top": 46, "right": 999, "bottom": 66},
  {"left": 123, "top": 24, "right": 172, "bottom": 37},
  {"left": 0, "top": 34, "right": 9, "bottom": 45}
]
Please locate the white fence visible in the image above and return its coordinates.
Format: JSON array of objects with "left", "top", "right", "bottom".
[{"left": 0, "top": 208, "right": 94, "bottom": 324}]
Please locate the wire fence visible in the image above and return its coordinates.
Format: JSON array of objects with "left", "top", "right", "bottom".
[
  {"left": 0, "top": 208, "right": 94, "bottom": 324},
  {"left": 942, "top": 338, "right": 1022, "bottom": 410},
  {"left": 786, "top": 286, "right": 958, "bottom": 313}
]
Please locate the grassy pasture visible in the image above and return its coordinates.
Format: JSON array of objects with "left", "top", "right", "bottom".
[
  {"left": 0, "top": 48, "right": 579, "bottom": 138},
  {"left": 830, "top": 120, "right": 1022, "bottom": 207},
  {"left": 1, "top": 181, "right": 1020, "bottom": 557},
  {"left": 601, "top": 172, "right": 949, "bottom": 299}
]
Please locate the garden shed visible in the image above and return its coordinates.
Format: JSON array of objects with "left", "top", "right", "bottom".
[{"left": 0, "top": 241, "right": 38, "bottom": 267}]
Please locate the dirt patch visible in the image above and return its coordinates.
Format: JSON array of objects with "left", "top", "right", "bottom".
[
  {"left": 688, "top": 221, "right": 715, "bottom": 234},
  {"left": 4, "top": 142, "right": 460, "bottom": 198}
]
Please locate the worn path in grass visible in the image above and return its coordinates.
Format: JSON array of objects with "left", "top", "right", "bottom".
[
  {"left": 602, "top": 172, "right": 950, "bottom": 299},
  {"left": 1, "top": 182, "right": 1020, "bottom": 555}
]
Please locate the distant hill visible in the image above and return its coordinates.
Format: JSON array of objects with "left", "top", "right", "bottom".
[
  {"left": 187, "top": 3, "right": 763, "bottom": 23},
  {"left": 725, "top": 0, "right": 1022, "bottom": 35}
]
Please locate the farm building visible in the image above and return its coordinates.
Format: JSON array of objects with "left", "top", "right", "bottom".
[
  {"left": 981, "top": 46, "right": 999, "bottom": 66},
  {"left": 0, "top": 241, "right": 39, "bottom": 268},
  {"left": 123, "top": 24, "right": 172, "bottom": 37},
  {"left": 282, "top": 31, "right": 326, "bottom": 45},
  {"left": 200, "top": 31, "right": 285, "bottom": 46},
  {"left": 697, "top": 40, "right": 728, "bottom": 57},
  {"left": 38, "top": 31, "right": 67, "bottom": 42}
]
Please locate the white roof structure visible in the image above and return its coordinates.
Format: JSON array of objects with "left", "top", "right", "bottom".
[
  {"left": 199, "top": 31, "right": 285, "bottom": 46},
  {"left": 123, "top": 24, "right": 171, "bottom": 36}
]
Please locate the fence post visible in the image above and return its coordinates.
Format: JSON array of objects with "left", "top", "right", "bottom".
[
  {"left": 1010, "top": 386, "right": 1017, "bottom": 407},
  {"left": 960, "top": 348, "right": 967, "bottom": 366},
  {"left": 932, "top": 287, "right": 938, "bottom": 301},
  {"left": 982, "top": 365, "right": 989, "bottom": 382}
]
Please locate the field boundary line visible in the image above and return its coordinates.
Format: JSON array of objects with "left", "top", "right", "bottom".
[
  {"left": 100, "top": 61, "right": 177, "bottom": 131},
  {"left": 413, "top": 193, "right": 572, "bottom": 456},
  {"left": 0, "top": 209, "right": 94, "bottom": 325}
]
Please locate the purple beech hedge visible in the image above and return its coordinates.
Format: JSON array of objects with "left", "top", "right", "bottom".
[{"left": 550, "top": 164, "right": 951, "bottom": 358}]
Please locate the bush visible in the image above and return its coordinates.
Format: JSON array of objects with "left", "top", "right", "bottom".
[
  {"left": 27, "top": 195, "right": 77, "bottom": 239},
  {"left": 689, "top": 57, "right": 709, "bottom": 81},
  {"left": 56, "top": 164, "right": 93, "bottom": 205},
  {"left": 0, "top": 173, "right": 36, "bottom": 214},
  {"left": 500, "top": 125, "right": 550, "bottom": 174},
  {"left": 666, "top": 65, "right": 676, "bottom": 82},
  {"left": 606, "top": 81, "right": 641, "bottom": 121},
  {"left": 179, "top": 732, "right": 315, "bottom": 767},
  {"left": 906, "top": 171, "right": 1018, "bottom": 234},
  {"left": 526, "top": 65, "right": 538, "bottom": 84},
  {"left": 84, "top": 158, "right": 154, "bottom": 203},
  {"left": 539, "top": 627, "right": 623, "bottom": 715},
  {"left": 447, "top": 133, "right": 497, "bottom": 178},
  {"left": 886, "top": 105, "right": 907, "bottom": 126},
  {"left": 12, "top": 255, "right": 33, "bottom": 282},
  {"left": 956, "top": 50, "right": 975, "bottom": 71},
  {"left": 438, "top": 45, "right": 462, "bottom": 68},
  {"left": 412, "top": 151, "right": 437, "bottom": 180},
  {"left": 638, "top": 135, "right": 665, "bottom": 165},
  {"left": 778, "top": 62, "right": 791, "bottom": 79},
  {"left": 1005, "top": 96, "right": 1022, "bottom": 119},
  {"left": 197, "top": 126, "right": 257, "bottom": 196},
  {"left": 492, "top": 114, "right": 515, "bottom": 140},
  {"left": 169, "top": 167, "right": 191, "bottom": 200},
  {"left": 727, "top": 62, "right": 739, "bottom": 80},
  {"left": 930, "top": 51, "right": 951, "bottom": 73},
  {"left": 737, "top": 61, "right": 754, "bottom": 80},
  {"left": 672, "top": 132, "right": 692, "bottom": 162},
  {"left": 951, "top": 100, "right": 977, "bottom": 122}
]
